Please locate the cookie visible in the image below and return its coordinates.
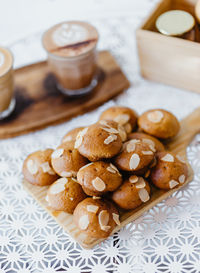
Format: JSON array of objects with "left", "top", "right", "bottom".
[
  {"left": 128, "top": 132, "right": 165, "bottom": 152},
  {"left": 61, "top": 127, "right": 85, "bottom": 144},
  {"left": 23, "top": 149, "right": 58, "bottom": 186},
  {"left": 150, "top": 152, "right": 188, "bottom": 190},
  {"left": 77, "top": 161, "right": 122, "bottom": 196},
  {"left": 111, "top": 176, "right": 150, "bottom": 210},
  {"left": 138, "top": 109, "right": 180, "bottom": 139},
  {"left": 99, "top": 106, "right": 137, "bottom": 134},
  {"left": 73, "top": 197, "right": 120, "bottom": 239},
  {"left": 75, "top": 121, "right": 122, "bottom": 161},
  {"left": 46, "top": 177, "right": 86, "bottom": 214},
  {"left": 51, "top": 142, "right": 88, "bottom": 178},
  {"left": 114, "top": 139, "right": 155, "bottom": 172}
]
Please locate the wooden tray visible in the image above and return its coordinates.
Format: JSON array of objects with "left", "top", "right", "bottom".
[
  {"left": 23, "top": 107, "right": 200, "bottom": 249},
  {"left": 0, "top": 51, "right": 129, "bottom": 139}
]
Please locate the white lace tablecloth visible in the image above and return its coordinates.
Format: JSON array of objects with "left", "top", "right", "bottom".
[{"left": 0, "top": 0, "right": 200, "bottom": 272}]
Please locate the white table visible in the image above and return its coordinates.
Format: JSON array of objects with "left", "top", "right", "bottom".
[{"left": 0, "top": 0, "right": 200, "bottom": 272}]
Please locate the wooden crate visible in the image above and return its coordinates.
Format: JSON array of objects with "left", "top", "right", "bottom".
[{"left": 136, "top": 0, "right": 200, "bottom": 94}]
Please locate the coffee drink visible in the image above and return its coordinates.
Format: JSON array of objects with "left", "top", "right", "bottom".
[
  {"left": 0, "top": 47, "right": 15, "bottom": 119},
  {"left": 42, "top": 21, "right": 99, "bottom": 95}
]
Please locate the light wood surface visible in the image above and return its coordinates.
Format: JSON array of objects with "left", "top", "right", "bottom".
[
  {"left": 0, "top": 51, "right": 130, "bottom": 139},
  {"left": 136, "top": 0, "right": 200, "bottom": 94},
  {"left": 23, "top": 107, "right": 200, "bottom": 249}
]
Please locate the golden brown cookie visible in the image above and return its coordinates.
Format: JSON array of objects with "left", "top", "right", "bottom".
[
  {"left": 128, "top": 132, "right": 165, "bottom": 152},
  {"left": 51, "top": 142, "right": 88, "bottom": 178},
  {"left": 77, "top": 161, "right": 122, "bottom": 196},
  {"left": 150, "top": 152, "right": 188, "bottom": 190},
  {"left": 61, "top": 127, "right": 85, "bottom": 144},
  {"left": 73, "top": 197, "right": 120, "bottom": 239},
  {"left": 46, "top": 177, "right": 86, "bottom": 214},
  {"left": 111, "top": 176, "right": 151, "bottom": 210},
  {"left": 23, "top": 149, "right": 58, "bottom": 186},
  {"left": 114, "top": 139, "right": 155, "bottom": 172},
  {"left": 138, "top": 109, "right": 180, "bottom": 139},
  {"left": 99, "top": 106, "right": 137, "bottom": 134},
  {"left": 75, "top": 121, "right": 123, "bottom": 161}
]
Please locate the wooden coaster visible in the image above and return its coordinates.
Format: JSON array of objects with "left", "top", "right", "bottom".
[
  {"left": 23, "top": 107, "right": 200, "bottom": 249},
  {"left": 0, "top": 51, "right": 130, "bottom": 139}
]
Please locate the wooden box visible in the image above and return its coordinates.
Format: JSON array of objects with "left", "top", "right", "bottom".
[{"left": 136, "top": 0, "right": 200, "bottom": 94}]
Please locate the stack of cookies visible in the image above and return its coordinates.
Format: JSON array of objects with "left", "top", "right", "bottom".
[{"left": 23, "top": 106, "right": 188, "bottom": 240}]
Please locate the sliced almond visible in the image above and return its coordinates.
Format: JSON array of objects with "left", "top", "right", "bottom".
[
  {"left": 99, "top": 120, "right": 110, "bottom": 127},
  {"left": 135, "top": 178, "right": 146, "bottom": 189},
  {"left": 60, "top": 171, "right": 72, "bottom": 177},
  {"left": 124, "top": 123, "right": 132, "bottom": 133},
  {"left": 142, "top": 150, "right": 153, "bottom": 155},
  {"left": 104, "top": 134, "right": 117, "bottom": 145},
  {"left": 98, "top": 210, "right": 109, "bottom": 230},
  {"left": 126, "top": 141, "right": 136, "bottom": 153},
  {"left": 41, "top": 162, "right": 56, "bottom": 175},
  {"left": 27, "top": 159, "right": 38, "bottom": 175},
  {"left": 101, "top": 127, "right": 119, "bottom": 134},
  {"left": 142, "top": 138, "right": 155, "bottom": 147},
  {"left": 107, "top": 166, "right": 116, "bottom": 174},
  {"left": 169, "top": 180, "right": 179, "bottom": 189},
  {"left": 129, "top": 153, "right": 140, "bottom": 170},
  {"left": 93, "top": 196, "right": 101, "bottom": 200},
  {"left": 112, "top": 213, "right": 120, "bottom": 225},
  {"left": 110, "top": 163, "right": 120, "bottom": 174},
  {"left": 92, "top": 177, "right": 106, "bottom": 192},
  {"left": 71, "top": 177, "right": 77, "bottom": 182},
  {"left": 101, "top": 225, "right": 111, "bottom": 232},
  {"left": 63, "top": 135, "right": 73, "bottom": 143},
  {"left": 149, "top": 145, "right": 156, "bottom": 152},
  {"left": 129, "top": 175, "right": 138, "bottom": 183},
  {"left": 79, "top": 162, "right": 93, "bottom": 171},
  {"left": 138, "top": 188, "right": 150, "bottom": 202},
  {"left": 147, "top": 110, "right": 164, "bottom": 123},
  {"left": 50, "top": 178, "right": 68, "bottom": 195},
  {"left": 87, "top": 205, "right": 99, "bottom": 213},
  {"left": 74, "top": 127, "right": 88, "bottom": 149},
  {"left": 118, "top": 124, "right": 127, "bottom": 142},
  {"left": 176, "top": 155, "right": 186, "bottom": 163},
  {"left": 114, "top": 114, "right": 130, "bottom": 125},
  {"left": 51, "top": 149, "right": 64, "bottom": 159},
  {"left": 178, "top": 174, "right": 185, "bottom": 184},
  {"left": 161, "top": 154, "right": 174, "bottom": 162},
  {"left": 79, "top": 215, "right": 89, "bottom": 230}
]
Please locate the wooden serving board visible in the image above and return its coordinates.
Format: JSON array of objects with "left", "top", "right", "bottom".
[
  {"left": 23, "top": 107, "right": 200, "bottom": 249},
  {"left": 0, "top": 51, "right": 130, "bottom": 139}
]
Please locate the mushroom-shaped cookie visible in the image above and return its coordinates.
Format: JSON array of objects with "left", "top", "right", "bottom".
[
  {"left": 114, "top": 139, "right": 155, "bottom": 172},
  {"left": 51, "top": 142, "right": 88, "bottom": 178},
  {"left": 138, "top": 109, "right": 180, "bottom": 139},
  {"left": 128, "top": 132, "right": 165, "bottom": 152},
  {"left": 111, "top": 176, "right": 150, "bottom": 210},
  {"left": 46, "top": 177, "right": 86, "bottom": 214},
  {"left": 75, "top": 121, "right": 123, "bottom": 161},
  {"left": 61, "top": 127, "right": 85, "bottom": 145},
  {"left": 77, "top": 161, "right": 122, "bottom": 196},
  {"left": 150, "top": 152, "right": 188, "bottom": 190},
  {"left": 99, "top": 106, "right": 137, "bottom": 135},
  {"left": 73, "top": 197, "right": 120, "bottom": 239},
  {"left": 23, "top": 149, "right": 58, "bottom": 186}
]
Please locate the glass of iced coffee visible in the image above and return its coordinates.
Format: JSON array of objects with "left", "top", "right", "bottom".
[
  {"left": 0, "top": 47, "right": 15, "bottom": 120},
  {"left": 42, "top": 21, "right": 99, "bottom": 96}
]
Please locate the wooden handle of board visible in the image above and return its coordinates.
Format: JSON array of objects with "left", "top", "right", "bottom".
[{"left": 167, "top": 107, "right": 200, "bottom": 156}]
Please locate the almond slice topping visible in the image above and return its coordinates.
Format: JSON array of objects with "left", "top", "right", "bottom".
[
  {"left": 104, "top": 134, "right": 117, "bottom": 145},
  {"left": 98, "top": 210, "right": 109, "bottom": 230},
  {"left": 87, "top": 205, "right": 99, "bottom": 213},
  {"left": 118, "top": 124, "right": 127, "bottom": 142},
  {"left": 93, "top": 196, "right": 101, "bottom": 200},
  {"left": 27, "top": 159, "right": 38, "bottom": 175},
  {"left": 126, "top": 141, "right": 136, "bottom": 153},
  {"left": 142, "top": 150, "right": 154, "bottom": 155},
  {"left": 138, "top": 188, "right": 150, "bottom": 202},
  {"left": 99, "top": 120, "right": 110, "bottom": 127},
  {"left": 114, "top": 114, "right": 130, "bottom": 125},
  {"left": 129, "top": 175, "right": 138, "bottom": 183},
  {"left": 79, "top": 215, "right": 89, "bottom": 230},
  {"left": 79, "top": 162, "right": 94, "bottom": 171},
  {"left": 74, "top": 127, "right": 88, "bottom": 148},
  {"left": 60, "top": 171, "right": 72, "bottom": 177},
  {"left": 101, "top": 127, "right": 119, "bottom": 134},
  {"left": 112, "top": 213, "right": 120, "bottom": 225},
  {"left": 135, "top": 178, "right": 146, "bottom": 189},
  {"left": 41, "top": 162, "right": 55, "bottom": 175},
  {"left": 176, "top": 155, "right": 186, "bottom": 163},
  {"left": 169, "top": 180, "right": 179, "bottom": 189},
  {"left": 147, "top": 110, "right": 164, "bottom": 123},
  {"left": 142, "top": 138, "right": 155, "bottom": 147},
  {"left": 161, "top": 154, "right": 174, "bottom": 162},
  {"left": 51, "top": 148, "right": 64, "bottom": 159},
  {"left": 178, "top": 174, "right": 185, "bottom": 184},
  {"left": 92, "top": 177, "right": 106, "bottom": 192},
  {"left": 101, "top": 225, "right": 111, "bottom": 232},
  {"left": 124, "top": 123, "right": 132, "bottom": 133},
  {"left": 50, "top": 178, "right": 68, "bottom": 195},
  {"left": 129, "top": 153, "right": 140, "bottom": 170}
]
